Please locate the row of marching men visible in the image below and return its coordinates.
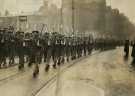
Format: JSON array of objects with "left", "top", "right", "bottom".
[
  {"left": 0, "top": 29, "right": 120, "bottom": 76},
  {"left": 0, "top": 29, "right": 94, "bottom": 74}
]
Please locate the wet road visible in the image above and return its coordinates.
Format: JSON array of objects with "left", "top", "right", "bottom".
[
  {"left": 0, "top": 47, "right": 134, "bottom": 96},
  {"left": 0, "top": 50, "right": 99, "bottom": 96},
  {"left": 36, "top": 47, "right": 135, "bottom": 96}
]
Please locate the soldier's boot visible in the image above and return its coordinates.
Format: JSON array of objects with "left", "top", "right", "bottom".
[
  {"left": 3, "top": 63, "right": 7, "bottom": 68},
  {"left": 67, "top": 57, "right": 69, "bottom": 62},
  {"left": 3, "top": 58, "right": 7, "bottom": 68},
  {"left": 9, "top": 58, "right": 14, "bottom": 66},
  {"left": 0, "top": 58, "right": 2, "bottom": 68},
  {"left": 45, "top": 64, "right": 50, "bottom": 72},
  {"left": 57, "top": 58, "right": 61, "bottom": 66},
  {"left": 73, "top": 56, "right": 76, "bottom": 60},
  {"left": 28, "top": 62, "right": 32, "bottom": 67},
  {"left": 21, "top": 63, "right": 24, "bottom": 68},
  {"left": 44, "top": 56, "right": 47, "bottom": 62},
  {"left": 53, "top": 60, "right": 57, "bottom": 69},
  {"left": 8, "top": 58, "right": 11, "bottom": 66},
  {"left": 18, "top": 64, "right": 22, "bottom": 70},
  {"left": 12, "top": 59, "right": 15, "bottom": 65},
  {"left": 33, "top": 64, "right": 39, "bottom": 78},
  {"left": 26, "top": 57, "right": 29, "bottom": 63},
  {"left": 71, "top": 56, "right": 74, "bottom": 60},
  {"left": 61, "top": 57, "right": 65, "bottom": 64}
]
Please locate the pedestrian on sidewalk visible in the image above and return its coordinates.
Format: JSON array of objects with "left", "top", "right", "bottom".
[
  {"left": 131, "top": 41, "right": 135, "bottom": 64},
  {"left": 124, "top": 40, "right": 130, "bottom": 57}
]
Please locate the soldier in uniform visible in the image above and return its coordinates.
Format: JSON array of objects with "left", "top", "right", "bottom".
[
  {"left": 43, "top": 33, "right": 50, "bottom": 63},
  {"left": 0, "top": 29, "right": 6, "bottom": 68},
  {"left": 83, "top": 37, "right": 87, "bottom": 56},
  {"left": 65, "top": 36, "right": 71, "bottom": 62},
  {"left": 71, "top": 36, "right": 77, "bottom": 60},
  {"left": 124, "top": 40, "right": 130, "bottom": 57},
  {"left": 131, "top": 41, "right": 135, "bottom": 64},
  {"left": 0, "top": 29, "right": 8, "bottom": 68},
  {"left": 32, "top": 31, "right": 42, "bottom": 77},
  {"left": 24, "top": 33, "right": 32, "bottom": 64},
  {"left": 8, "top": 31, "right": 15, "bottom": 66},
  {"left": 51, "top": 32, "right": 58, "bottom": 69},
  {"left": 58, "top": 34, "right": 65, "bottom": 65},
  {"left": 45, "top": 32, "right": 53, "bottom": 72},
  {"left": 87, "top": 36, "right": 93, "bottom": 55},
  {"left": 16, "top": 31, "right": 25, "bottom": 70}
]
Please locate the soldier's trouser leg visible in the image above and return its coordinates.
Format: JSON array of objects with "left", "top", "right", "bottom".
[
  {"left": 45, "top": 49, "right": 51, "bottom": 72},
  {"left": 0, "top": 55, "right": 3, "bottom": 68},
  {"left": 2, "top": 56, "right": 7, "bottom": 67},
  {"left": 57, "top": 56, "right": 61, "bottom": 66},
  {"left": 9, "top": 56, "right": 15, "bottom": 65},
  {"left": 45, "top": 57, "right": 50, "bottom": 72},
  {"left": 84, "top": 48, "right": 86, "bottom": 56},
  {"left": 44, "top": 49, "right": 47, "bottom": 62},
  {"left": 18, "top": 55, "right": 24, "bottom": 69},
  {"left": 33, "top": 55, "right": 39, "bottom": 77},
  {"left": 28, "top": 54, "right": 35, "bottom": 67},
  {"left": 52, "top": 54, "right": 57, "bottom": 69}
]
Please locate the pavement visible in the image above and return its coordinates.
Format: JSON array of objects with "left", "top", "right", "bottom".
[
  {"left": 35, "top": 47, "right": 135, "bottom": 96},
  {"left": 0, "top": 47, "right": 134, "bottom": 96}
]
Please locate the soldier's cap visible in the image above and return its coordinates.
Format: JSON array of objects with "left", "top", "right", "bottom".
[
  {"left": 32, "top": 31, "right": 39, "bottom": 34},
  {"left": 8, "top": 31, "right": 13, "bottom": 34},
  {"left": 51, "top": 32, "right": 58, "bottom": 37},
  {"left": 16, "top": 31, "right": 24, "bottom": 35},
  {"left": 25, "top": 33, "right": 31, "bottom": 36},
  {"left": 44, "top": 32, "right": 50, "bottom": 36}
]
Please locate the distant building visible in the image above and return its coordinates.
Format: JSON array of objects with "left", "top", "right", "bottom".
[{"left": 0, "top": 15, "right": 47, "bottom": 32}]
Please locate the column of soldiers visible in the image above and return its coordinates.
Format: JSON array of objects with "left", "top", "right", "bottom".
[{"left": 0, "top": 28, "right": 120, "bottom": 77}]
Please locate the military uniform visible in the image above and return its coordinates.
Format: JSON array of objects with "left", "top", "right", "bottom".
[{"left": 16, "top": 32, "right": 25, "bottom": 69}]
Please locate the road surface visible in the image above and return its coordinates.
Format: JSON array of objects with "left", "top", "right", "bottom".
[
  {"left": 0, "top": 47, "right": 134, "bottom": 96},
  {"left": 36, "top": 47, "right": 135, "bottom": 96}
]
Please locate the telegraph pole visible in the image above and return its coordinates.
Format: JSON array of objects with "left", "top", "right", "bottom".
[
  {"left": 72, "top": 0, "right": 75, "bottom": 35},
  {"left": 55, "top": 0, "right": 63, "bottom": 96}
]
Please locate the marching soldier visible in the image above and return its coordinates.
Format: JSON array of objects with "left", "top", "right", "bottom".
[
  {"left": 43, "top": 33, "right": 49, "bottom": 63},
  {"left": 0, "top": 29, "right": 8, "bottom": 68},
  {"left": 51, "top": 32, "right": 58, "bottom": 69},
  {"left": 124, "top": 40, "right": 130, "bottom": 57},
  {"left": 87, "top": 36, "right": 93, "bottom": 55},
  {"left": 45, "top": 32, "right": 53, "bottom": 72},
  {"left": 65, "top": 36, "right": 71, "bottom": 62},
  {"left": 0, "top": 30, "right": 7, "bottom": 68},
  {"left": 8, "top": 31, "right": 15, "bottom": 66},
  {"left": 16, "top": 31, "right": 25, "bottom": 70},
  {"left": 32, "top": 31, "right": 41, "bottom": 77}
]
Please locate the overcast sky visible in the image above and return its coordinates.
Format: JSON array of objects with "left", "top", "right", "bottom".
[
  {"left": 106, "top": 0, "right": 135, "bottom": 23},
  {"left": 0, "top": 0, "right": 61, "bottom": 15},
  {"left": 0, "top": 0, "right": 135, "bottom": 23}
]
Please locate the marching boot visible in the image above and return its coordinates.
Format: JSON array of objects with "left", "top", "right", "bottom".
[
  {"left": 21, "top": 64, "right": 24, "bottom": 68},
  {"left": 67, "top": 57, "right": 69, "bottom": 62},
  {"left": 53, "top": 60, "right": 57, "bottom": 69},
  {"left": 61, "top": 57, "right": 65, "bottom": 64},
  {"left": 18, "top": 64, "right": 22, "bottom": 70},
  {"left": 45, "top": 64, "right": 50, "bottom": 72},
  {"left": 53, "top": 64, "right": 56, "bottom": 69},
  {"left": 28, "top": 63, "right": 32, "bottom": 67},
  {"left": 57, "top": 59, "right": 61, "bottom": 66},
  {"left": 33, "top": 65, "right": 39, "bottom": 78}
]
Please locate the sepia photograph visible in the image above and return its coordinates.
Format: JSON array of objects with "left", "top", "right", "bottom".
[{"left": 0, "top": 0, "right": 134, "bottom": 96}]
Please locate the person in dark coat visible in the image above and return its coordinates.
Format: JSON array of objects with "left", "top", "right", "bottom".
[
  {"left": 131, "top": 41, "right": 135, "bottom": 66},
  {"left": 132, "top": 41, "right": 135, "bottom": 58},
  {"left": 16, "top": 31, "right": 25, "bottom": 70},
  {"left": 124, "top": 40, "right": 130, "bottom": 57}
]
